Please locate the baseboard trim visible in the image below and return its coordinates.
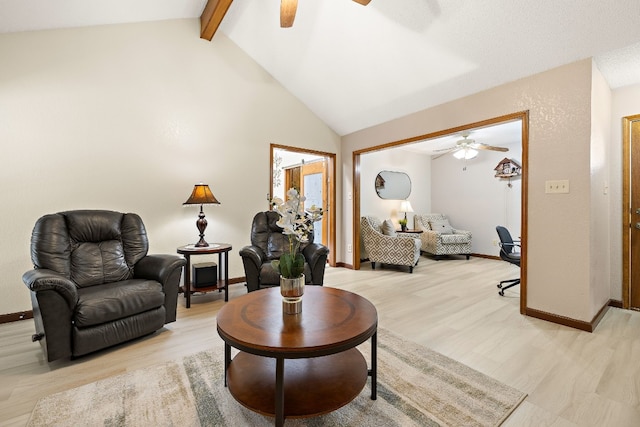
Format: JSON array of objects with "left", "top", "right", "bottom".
[
  {"left": 608, "top": 299, "right": 623, "bottom": 308},
  {"left": 229, "top": 277, "right": 245, "bottom": 285},
  {"left": 336, "top": 262, "right": 353, "bottom": 269},
  {"left": 471, "top": 253, "right": 501, "bottom": 261},
  {"left": 0, "top": 310, "right": 34, "bottom": 324},
  {"left": 525, "top": 299, "right": 612, "bottom": 333}
]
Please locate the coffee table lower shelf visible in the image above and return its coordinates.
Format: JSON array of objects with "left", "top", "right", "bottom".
[{"left": 227, "top": 349, "right": 368, "bottom": 419}]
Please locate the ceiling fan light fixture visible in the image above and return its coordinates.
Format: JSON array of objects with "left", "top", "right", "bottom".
[
  {"left": 453, "top": 148, "right": 478, "bottom": 160},
  {"left": 280, "top": 0, "right": 298, "bottom": 28}
]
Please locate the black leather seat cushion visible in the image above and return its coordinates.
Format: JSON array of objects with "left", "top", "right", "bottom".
[{"left": 74, "top": 279, "right": 164, "bottom": 328}]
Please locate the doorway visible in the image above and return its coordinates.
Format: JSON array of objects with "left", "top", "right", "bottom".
[
  {"left": 622, "top": 114, "right": 640, "bottom": 309},
  {"left": 352, "top": 111, "right": 529, "bottom": 314},
  {"left": 270, "top": 144, "right": 336, "bottom": 266}
]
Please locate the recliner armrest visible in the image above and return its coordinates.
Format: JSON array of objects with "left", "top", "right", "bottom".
[
  {"left": 239, "top": 245, "right": 267, "bottom": 292},
  {"left": 135, "top": 254, "right": 186, "bottom": 324},
  {"left": 302, "top": 243, "right": 329, "bottom": 285},
  {"left": 239, "top": 245, "right": 266, "bottom": 268},
  {"left": 302, "top": 243, "right": 329, "bottom": 268},
  {"left": 22, "top": 269, "right": 78, "bottom": 308},
  {"left": 134, "top": 254, "right": 187, "bottom": 287}
]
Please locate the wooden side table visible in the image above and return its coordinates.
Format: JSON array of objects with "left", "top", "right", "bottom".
[
  {"left": 177, "top": 243, "right": 232, "bottom": 308},
  {"left": 397, "top": 229, "right": 423, "bottom": 234}
]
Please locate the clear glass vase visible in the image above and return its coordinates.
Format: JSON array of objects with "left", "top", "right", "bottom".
[{"left": 280, "top": 273, "right": 305, "bottom": 314}]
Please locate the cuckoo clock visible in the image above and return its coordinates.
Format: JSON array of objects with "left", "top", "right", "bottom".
[
  {"left": 494, "top": 158, "right": 522, "bottom": 187},
  {"left": 494, "top": 158, "right": 522, "bottom": 178}
]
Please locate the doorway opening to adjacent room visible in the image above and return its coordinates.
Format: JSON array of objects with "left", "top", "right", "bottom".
[
  {"left": 270, "top": 144, "right": 337, "bottom": 266},
  {"left": 622, "top": 114, "right": 640, "bottom": 310},
  {"left": 352, "top": 111, "right": 529, "bottom": 314}
]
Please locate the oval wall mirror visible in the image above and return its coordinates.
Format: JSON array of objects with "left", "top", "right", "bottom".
[{"left": 375, "top": 170, "right": 411, "bottom": 199}]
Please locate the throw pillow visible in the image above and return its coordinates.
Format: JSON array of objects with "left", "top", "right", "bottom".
[
  {"left": 382, "top": 219, "right": 397, "bottom": 236},
  {"left": 429, "top": 219, "right": 453, "bottom": 234}
]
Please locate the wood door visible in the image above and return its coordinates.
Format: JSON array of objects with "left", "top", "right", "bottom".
[
  {"left": 629, "top": 116, "right": 640, "bottom": 308},
  {"left": 272, "top": 144, "right": 336, "bottom": 266},
  {"left": 300, "top": 161, "right": 328, "bottom": 246}
]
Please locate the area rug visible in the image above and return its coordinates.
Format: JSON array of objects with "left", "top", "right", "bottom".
[{"left": 27, "top": 328, "right": 526, "bottom": 426}]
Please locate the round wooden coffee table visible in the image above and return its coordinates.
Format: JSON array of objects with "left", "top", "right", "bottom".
[{"left": 216, "top": 286, "right": 378, "bottom": 427}]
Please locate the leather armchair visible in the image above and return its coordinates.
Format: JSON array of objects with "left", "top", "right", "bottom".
[
  {"left": 22, "top": 210, "right": 186, "bottom": 362},
  {"left": 239, "top": 211, "right": 329, "bottom": 292}
]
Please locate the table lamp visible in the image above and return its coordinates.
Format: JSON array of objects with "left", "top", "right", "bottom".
[
  {"left": 399, "top": 200, "right": 414, "bottom": 230},
  {"left": 183, "top": 183, "right": 220, "bottom": 247}
]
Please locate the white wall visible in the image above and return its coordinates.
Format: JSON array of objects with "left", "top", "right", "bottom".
[
  {"left": 609, "top": 82, "right": 640, "bottom": 300},
  {"left": 0, "top": 19, "right": 341, "bottom": 315},
  {"left": 342, "top": 59, "right": 600, "bottom": 322},
  {"left": 590, "top": 63, "right": 612, "bottom": 314},
  {"left": 431, "top": 141, "right": 522, "bottom": 256},
  {"left": 359, "top": 149, "right": 432, "bottom": 228},
  {"left": 358, "top": 149, "right": 430, "bottom": 260}
]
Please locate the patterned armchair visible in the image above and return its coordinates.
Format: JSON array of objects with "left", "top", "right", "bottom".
[
  {"left": 414, "top": 213, "right": 472, "bottom": 260},
  {"left": 361, "top": 216, "right": 421, "bottom": 273}
]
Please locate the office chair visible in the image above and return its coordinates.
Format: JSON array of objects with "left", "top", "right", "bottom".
[{"left": 496, "top": 226, "right": 520, "bottom": 296}]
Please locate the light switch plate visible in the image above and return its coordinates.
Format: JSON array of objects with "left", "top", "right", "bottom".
[{"left": 545, "top": 180, "right": 570, "bottom": 194}]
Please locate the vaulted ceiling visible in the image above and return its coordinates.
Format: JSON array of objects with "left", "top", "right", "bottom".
[{"left": 2, "top": 0, "right": 640, "bottom": 136}]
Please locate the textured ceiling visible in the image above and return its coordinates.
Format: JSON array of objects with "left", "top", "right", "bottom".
[{"left": 2, "top": 0, "right": 640, "bottom": 136}]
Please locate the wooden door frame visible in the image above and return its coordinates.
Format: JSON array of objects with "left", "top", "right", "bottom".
[
  {"left": 622, "top": 114, "right": 640, "bottom": 309},
  {"left": 270, "top": 144, "right": 337, "bottom": 267},
  {"left": 352, "top": 111, "right": 529, "bottom": 314}
]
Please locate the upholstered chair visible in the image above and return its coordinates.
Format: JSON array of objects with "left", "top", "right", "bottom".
[
  {"left": 360, "top": 216, "right": 421, "bottom": 273},
  {"left": 22, "top": 210, "right": 186, "bottom": 362},
  {"left": 239, "top": 211, "right": 329, "bottom": 292},
  {"left": 414, "top": 213, "right": 472, "bottom": 259}
]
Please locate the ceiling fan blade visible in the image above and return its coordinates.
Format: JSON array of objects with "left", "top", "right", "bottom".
[
  {"left": 474, "top": 144, "right": 508, "bottom": 152},
  {"left": 281, "top": 0, "right": 298, "bottom": 28},
  {"left": 433, "top": 146, "right": 458, "bottom": 153},
  {"left": 352, "top": 0, "right": 372, "bottom": 5}
]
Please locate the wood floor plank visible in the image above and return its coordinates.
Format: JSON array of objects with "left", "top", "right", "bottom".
[{"left": 1, "top": 256, "right": 640, "bottom": 426}]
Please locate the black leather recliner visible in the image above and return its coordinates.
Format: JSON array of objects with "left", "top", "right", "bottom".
[
  {"left": 239, "top": 211, "right": 329, "bottom": 292},
  {"left": 22, "top": 210, "right": 186, "bottom": 362}
]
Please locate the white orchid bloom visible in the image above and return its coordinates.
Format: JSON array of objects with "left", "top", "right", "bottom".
[{"left": 272, "top": 188, "right": 324, "bottom": 257}]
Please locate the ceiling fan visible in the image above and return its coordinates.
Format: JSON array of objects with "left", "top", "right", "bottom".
[
  {"left": 280, "top": 0, "right": 371, "bottom": 28},
  {"left": 434, "top": 131, "right": 508, "bottom": 160}
]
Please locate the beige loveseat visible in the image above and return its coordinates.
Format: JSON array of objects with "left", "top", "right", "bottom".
[{"left": 414, "top": 213, "right": 472, "bottom": 259}]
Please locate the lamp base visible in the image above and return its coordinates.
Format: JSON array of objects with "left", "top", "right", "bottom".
[
  {"left": 194, "top": 205, "right": 209, "bottom": 247},
  {"left": 195, "top": 238, "right": 209, "bottom": 247}
]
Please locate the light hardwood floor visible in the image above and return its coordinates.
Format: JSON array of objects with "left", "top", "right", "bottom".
[{"left": 1, "top": 256, "right": 639, "bottom": 426}]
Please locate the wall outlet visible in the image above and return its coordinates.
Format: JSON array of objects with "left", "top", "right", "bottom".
[
  {"left": 492, "top": 239, "right": 499, "bottom": 247},
  {"left": 347, "top": 244, "right": 352, "bottom": 253}
]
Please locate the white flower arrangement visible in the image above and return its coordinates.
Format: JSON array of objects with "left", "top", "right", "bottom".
[{"left": 270, "top": 188, "right": 323, "bottom": 278}]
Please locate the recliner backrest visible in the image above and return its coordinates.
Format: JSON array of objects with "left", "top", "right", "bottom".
[
  {"left": 30, "top": 210, "right": 149, "bottom": 287},
  {"left": 250, "top": 211, "right": 313, "bottom": 261}
]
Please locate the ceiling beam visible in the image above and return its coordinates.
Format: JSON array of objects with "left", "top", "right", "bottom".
[{"left": 200, "top": 0, "right": 233, "bottom": 41}]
